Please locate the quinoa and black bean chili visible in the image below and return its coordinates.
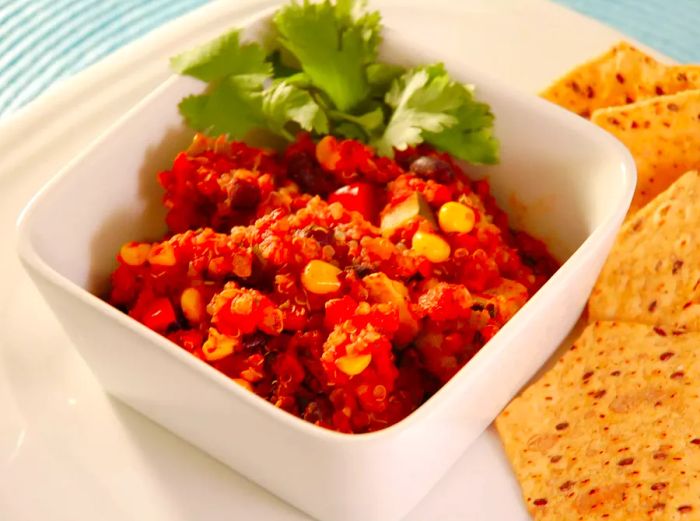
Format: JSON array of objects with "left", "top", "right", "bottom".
[{"left": 107, "top": 132, "right": 558, "bottom": 433}]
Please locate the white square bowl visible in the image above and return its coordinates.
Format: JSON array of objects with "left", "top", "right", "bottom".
[{"left": 16, "top": 11, "right": 635, "bottom": 521}]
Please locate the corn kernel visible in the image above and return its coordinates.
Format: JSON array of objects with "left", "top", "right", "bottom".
[
  {"left": 233, "top": 378, "right": 254, "bottom": 391},
  {"left": 438, "top": 201, "right": 476, "bottom": 233},
  {"left": 202, "top": 328, "right": 239, "bottom": 361},
  {"left": 119, "top": 242, "right": 151, "bottom": 266},
  {"left": 301, "top": 260, "right": 342, "bottom": 294},
  {"left": 336, "top": 353, "right": 372, "bottom": 376},
  {"left": 240, "top": 367, "right": 264, "bottom": 382},
  {"left": 148, "top": 242, "right": 176, "bottom": 266},
  {"left": 411, "top": 231, "right": 451, "bottom": 263},
  {"left": 180, "top": 287, "right": 204, "bottom": 324}
]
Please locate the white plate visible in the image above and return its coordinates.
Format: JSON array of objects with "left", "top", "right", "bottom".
[{"left": 0, "top": 1, "right": 661, "bottom": 520}]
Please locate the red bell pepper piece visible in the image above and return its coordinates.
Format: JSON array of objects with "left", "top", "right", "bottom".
[
  {"left": 142, "top": 297, "right": 177, "bottom": 333},
  {"left": 328, "top": 182, "right": 379, "bottom": 224}
]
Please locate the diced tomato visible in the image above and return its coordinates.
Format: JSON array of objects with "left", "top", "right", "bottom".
[
  {"left": 328, "top": 182, "right": 379, "bottom": 224},
  {"left": 141, "top": 297, "right": 177, "bottom": 333},
  {"left": 324, "top": 295, "right": 358, "bottom": 330}
]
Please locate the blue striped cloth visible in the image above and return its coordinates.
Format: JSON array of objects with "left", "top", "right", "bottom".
[
  {"left": 0, "top": 0, "right": 209, "bottom": 116},
  {"left": 557, "top": 0, "right": 700, "bottom": 63},
  {"left": 0, "top": 0, "right": 698, "bottom": 118}
]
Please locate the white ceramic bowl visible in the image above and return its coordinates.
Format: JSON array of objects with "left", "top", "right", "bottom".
[{"left": 16, "top": 10, "right": 635, "bottom": 521}]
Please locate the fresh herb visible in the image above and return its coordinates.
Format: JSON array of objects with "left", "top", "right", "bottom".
[
  {"left": 170, "top": 29, "right": 271, "bottom": 82},
  {"left": 172, "top": 29, "right": 327, "bottom": 140},
  {"left": 274, "top": 0, "right": 381, "bottom": 112},
  {"left": 262, "top": 80, "right": 329, "bottom": 139},
  {"left": 170, "top": 0, "right": 498, "bottom": 164},
  {"left": 374, "top": 64, "right": 498, "bottom": 163}
]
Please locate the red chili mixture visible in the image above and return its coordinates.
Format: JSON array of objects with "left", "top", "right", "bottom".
[{"left": 108, "top": 133, "right": 558, "bottom": 433}]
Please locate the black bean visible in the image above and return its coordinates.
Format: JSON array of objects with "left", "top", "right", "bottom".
[
  {"left": 351, "top": 264, "right": 373, "bottom": 278},
  {"left": 242, "top": 332, "right": 268, "bottom": 352},
  {"left": 287, "top": 154, "right": 335, "bottom": 196},
  {"left": 409, "top": 156, "right": 454, "bottom": 183},
  {"left": 230, "top": 180, "right": 261, "bottom": 211},
  {"left": 303, "top": 226, "right": 334, "bottom": 246}
]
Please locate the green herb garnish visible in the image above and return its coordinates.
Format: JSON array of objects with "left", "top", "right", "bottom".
[{"left": 170, "top": 0, "right": 498, "bottom": 164}]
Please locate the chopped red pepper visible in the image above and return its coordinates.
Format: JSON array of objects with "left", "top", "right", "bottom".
[
  {"left": 141, "top": 297, "right": 177, "bottom": 333},
  {"left": 328, "top": 182, "right": 379, "bottom": 224}
]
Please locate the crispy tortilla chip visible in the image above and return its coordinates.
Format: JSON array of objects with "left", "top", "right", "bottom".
[
  {"left": 588, "top": 170, "right": 700, "bottom": 329},
  {"left": 541, "top": 41, "right": 700, "bottom": 117},
  {"left": 496, "top": 321, "right": 700, "bottom": 521},
  {"left": 591, "top": 90, "right": 700, "bottom": 212}
]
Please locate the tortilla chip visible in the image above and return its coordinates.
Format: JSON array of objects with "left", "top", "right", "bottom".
[
  {"left": 588, "top": 170, "right": 700, "bottom": 329},
  {"left": 541, "top": 41, "right": 700, "bottom": 117},
  {"left": 591, "top": 90, "right": 700, "bottom": 212},
  {"left": 496, "top": 321, "right": 700, "bottom": 521}
]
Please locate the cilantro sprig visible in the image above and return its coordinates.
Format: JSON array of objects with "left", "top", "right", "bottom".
[{"left": 170, "top": 0, "right": 498, "bottom": 164}]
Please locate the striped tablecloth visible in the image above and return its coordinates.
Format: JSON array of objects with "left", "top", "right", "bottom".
[{"left": 0, "top": 0, "right": 698, "bottom": 118}]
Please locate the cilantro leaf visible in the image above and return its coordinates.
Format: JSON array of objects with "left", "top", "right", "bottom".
[
  {"left": 333, "top": 122, "right": 366, "bottom": 140},
  {"left": 366, "top": 62, "right": 405, "bottom": 94},
  {"left": 178, "top": 76, "right": 264, "bottom": 138},
  {"left": 372, "top": 65, "right": 458, "bottom": 156},
  {"left": 331, "top": 106, "right": 384, "bottom": 139},
  {"left": 171, "top": 1, "right": 499, "bottom": 165},
  {"left": 268, "top": 49, "right": 301, "bottom": 78},
  {"left": 424, "top": 100, "right": 499, "bottom": 164},
  {"left": 282, "top": 72, "right": 314, "bottom": 88},
  {"left": 170, "top": 29, "right": 271, "bottom": 82},
  {"left": 262, "top": 80, "right": 329, "bottom": 139},
  {"left": 373, "top": 63, "right": 498, "bottom": 163},
  {"left": 179, "top": 75, "right": 328, "bottom": 141},
  {"left": 273, "top": 0, "right": 381, "bottom": 112}
]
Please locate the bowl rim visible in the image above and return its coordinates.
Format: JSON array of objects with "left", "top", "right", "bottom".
[{"left": 15, "top": 9, "right": 637, "bottom": 445}]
